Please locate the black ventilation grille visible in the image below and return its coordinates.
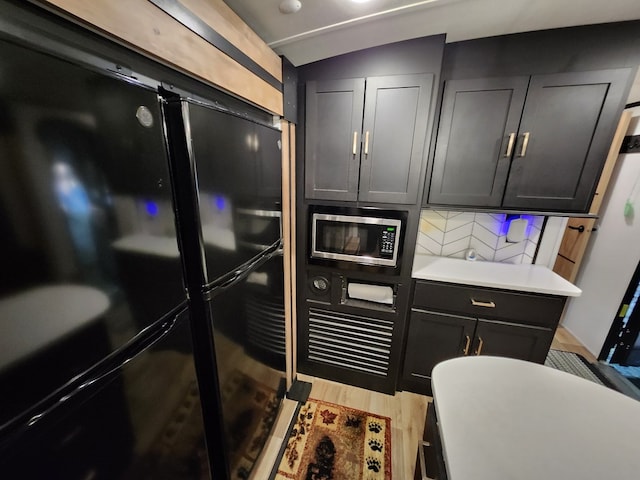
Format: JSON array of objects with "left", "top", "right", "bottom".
[
  {"left": 307, "top": 307, "right": 393, "bottom": 376},
  {"left": 246, "top": 295, "right": 286, "bottom": 356}
]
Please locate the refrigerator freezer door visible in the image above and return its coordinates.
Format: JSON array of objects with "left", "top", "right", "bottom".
[
  {"left": 0, "top": 310, "right": 211, "bottom": 480},
  {"left": 185, "top": 102, "right": 283, "bottom": 284},
  {"left": 0, "top": 38, "right": 185, "bottom": 424}
]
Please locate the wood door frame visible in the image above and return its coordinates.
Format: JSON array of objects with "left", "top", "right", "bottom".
[{"left": 553, "top": 110, "right": 633, "bottom": 282}]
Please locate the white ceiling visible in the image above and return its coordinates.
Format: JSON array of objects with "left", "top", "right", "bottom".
[{"left": 223, "top": 0, "right": 640, "bottom": 66}]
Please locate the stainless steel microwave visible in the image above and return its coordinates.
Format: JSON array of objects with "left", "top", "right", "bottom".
[{"left": 310, "top": 208, "right": 405, "bottom": 268}]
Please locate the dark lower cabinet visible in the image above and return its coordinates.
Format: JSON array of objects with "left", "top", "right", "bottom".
[
  {"left": 402, "top": 310, "right": 475, "bottom": 394},
  {"left": 400, "top": 280, "right": 564, "bottom": 395},
  {"left": 473, "top": 319, "right": 553, "bottom": 361}
]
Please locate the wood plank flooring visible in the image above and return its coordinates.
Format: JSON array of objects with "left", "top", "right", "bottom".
[
  {"left": 251, "top": 326, "right": 590, "bottom": 479},
  {"left": 551, "top": 325, "right": 597, "bottom": 362}
]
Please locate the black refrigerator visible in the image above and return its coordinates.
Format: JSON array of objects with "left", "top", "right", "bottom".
[
  {"left": 163, "top": 96, "right": 287, "bottom": 479},
  {"left": 0, "top": 23, "right": 286, "bottom": 480}
]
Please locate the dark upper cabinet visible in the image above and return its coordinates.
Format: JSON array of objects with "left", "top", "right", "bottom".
[
  {"left": 502, "top": 70, "right": 630, "bottom": 211},
  {"left": 427, "top": 68, "right": 631, "bottom": 212},
  {"left": 428, "top": 77, "right": 529, "bottom": 206},
  {"left": 305, "top": 74, "right": 433, "bottom": 204},
  {"left": 305, "top": 78, "right": 364, "bottom": 201}
]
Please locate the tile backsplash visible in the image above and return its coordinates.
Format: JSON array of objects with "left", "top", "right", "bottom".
[{"left": 416, "top": 210, "right": 545, "bottom": 264}]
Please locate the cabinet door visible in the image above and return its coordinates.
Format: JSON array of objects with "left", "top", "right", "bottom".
[
  {"left": 401, "top": 310, "right": 476, "bottom": 393},
  {"left": 428, "top": 77, "right": 529, "bottom": 207},
  {"left": 503, "top": 69, "right": 631, "bottom": 212},
  {"left": 473, "top": 319, "right": 553, "bottom": 363},
  {"left": 305, "top": 78, "right": 365, "bottom": 201},
  {"left": 359, "top": 74, "right": 434, "bottom": 204}
]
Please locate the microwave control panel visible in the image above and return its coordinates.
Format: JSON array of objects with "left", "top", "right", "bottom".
[{"left": 380, "top": 227, "right": 396, "bottom": 257}]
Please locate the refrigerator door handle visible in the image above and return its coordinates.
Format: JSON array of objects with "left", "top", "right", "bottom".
[
  {"left": 1, "top": 312, "right": 182, "bottom": 443},
  {"left": 204, "top": 238, "right": 281, "bottom": 295}
]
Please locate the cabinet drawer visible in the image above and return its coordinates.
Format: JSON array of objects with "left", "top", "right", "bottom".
[{"left": 413, "top": 280, "right": 565, "bottom": 328}]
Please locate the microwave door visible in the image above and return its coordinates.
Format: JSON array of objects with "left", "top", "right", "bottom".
[
  {"left": 311, "top": 213, "right": 402, "bottom": 267},
  {"left": 344, "top": 224, "right": 361, "bottom": 255}
]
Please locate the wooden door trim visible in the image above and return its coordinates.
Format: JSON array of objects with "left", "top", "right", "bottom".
[{"left": 553, "top": 110, "right": 633, "bottom": 282}]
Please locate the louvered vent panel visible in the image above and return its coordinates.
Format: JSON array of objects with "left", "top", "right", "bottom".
[
  {"left": 307, "top": 307, "right": 393, "bottom": 376},
  {"left": 246, "top": 295, "right": 286, "bottom": 356}
]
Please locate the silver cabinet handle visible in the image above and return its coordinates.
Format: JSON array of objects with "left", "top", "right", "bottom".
[
  {"left": 364, "top": 131, "right": 370, "bottom": 155},
  {"left": 470, "top": 299, "right": 496, "bottom": 308},
  {"left": 475, "top": 337, "right": 484, "bottom": 356},
  {"left": 352, "top": 131, "right": 358, "bottom": 155},
  {"left": 504, "top": 133, "right": 516, "bottom": 157},
  {"left": 518, "top": 132, "right": 530, "bottom": 157}
]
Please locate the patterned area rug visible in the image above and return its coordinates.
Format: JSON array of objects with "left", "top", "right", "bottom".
[
  {"left": 276, "top": 400, "right": 392, "bottom": 480},
  {"left": 545, "top": 349, "right": 611, "bottom": 387},
  {"left": 220, "top": 370, "right": 281, "bottom": 479}
]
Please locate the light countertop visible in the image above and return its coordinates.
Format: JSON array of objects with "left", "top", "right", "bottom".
[
  {"left": 432, "top": 356, "right": 640, "bottom": 480},
  {"left": 412, "top": 254, "right": 581, "bottom": 297}
]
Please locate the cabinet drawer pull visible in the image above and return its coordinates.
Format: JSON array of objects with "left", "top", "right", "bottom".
[
  {"left": 504, "top": 132, "right": 516, "bottom": 157},
  {"left": 470, "top": 299, "right": 496, "bottom": 308},
  {"left": 475, "top": 337, "right": 484, "bottom": 355},
  {"left": 518, "top": 132, "right": 530, "bottom": 157},
  {"left": 352, "top": 131, "right": 358, "bottom": 155},
  {"left": 463, "top": 335, "right": 471, "bottom": 355},
  {"left": 364, "top": 131, "right": 370, "bottom": 155}
]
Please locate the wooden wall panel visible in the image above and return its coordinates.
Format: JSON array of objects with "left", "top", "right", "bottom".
[
  {"left": 553, "top": 255, "right": 577, "bottom": 283},
  {"left": 557, "top": 218, "right": 597, "bottom": 262},
  {"left": 181, "top": 0, "right": 282, "bottom": 82},
  {"left": 589, "top": 110, "right": 634, "bottom": 214},
  {"left": 281, "top": 121, "right": 293, "bottom": 390},
  {"left": 39, "top": 0, "right": 283, "bottom": 115},
  {"left": 282, "top": 121, "right": 298, "bottom": 388}
]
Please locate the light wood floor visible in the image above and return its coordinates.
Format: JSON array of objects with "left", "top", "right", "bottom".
[
  {"left": 551, "top": 325, "right": 597, "bottom": 362},
  {"left": 251, "top": 326, "right": 591, "bottom": 479}
]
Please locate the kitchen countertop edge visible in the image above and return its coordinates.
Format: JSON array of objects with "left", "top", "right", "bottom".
[{"left": 412, "top": 254, "right": 582, "bottom": 297}]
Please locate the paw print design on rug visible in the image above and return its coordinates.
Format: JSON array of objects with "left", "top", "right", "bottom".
[
  {"left": 368, "top": 439, "right": 383, "bottom": 453},
  {"left": 365, "top": 456, "right": 381, "bottom": 473},
  {"left": 361, "top": 415, "right": 388, "bottom": 479},
  {"left": 368, "top": 421, "right": 382, "bottom": 434},
  {"left": 275, "top": 401, "right": 390, "bottom": 479}
]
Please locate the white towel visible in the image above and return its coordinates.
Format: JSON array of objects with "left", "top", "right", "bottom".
[{"left": 347, "top": 283, "right": 394, "bottom": 305}]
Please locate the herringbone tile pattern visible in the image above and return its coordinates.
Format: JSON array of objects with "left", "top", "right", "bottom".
[{"left": 416, "top": 210, "right": 544, "bottom": 264}]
